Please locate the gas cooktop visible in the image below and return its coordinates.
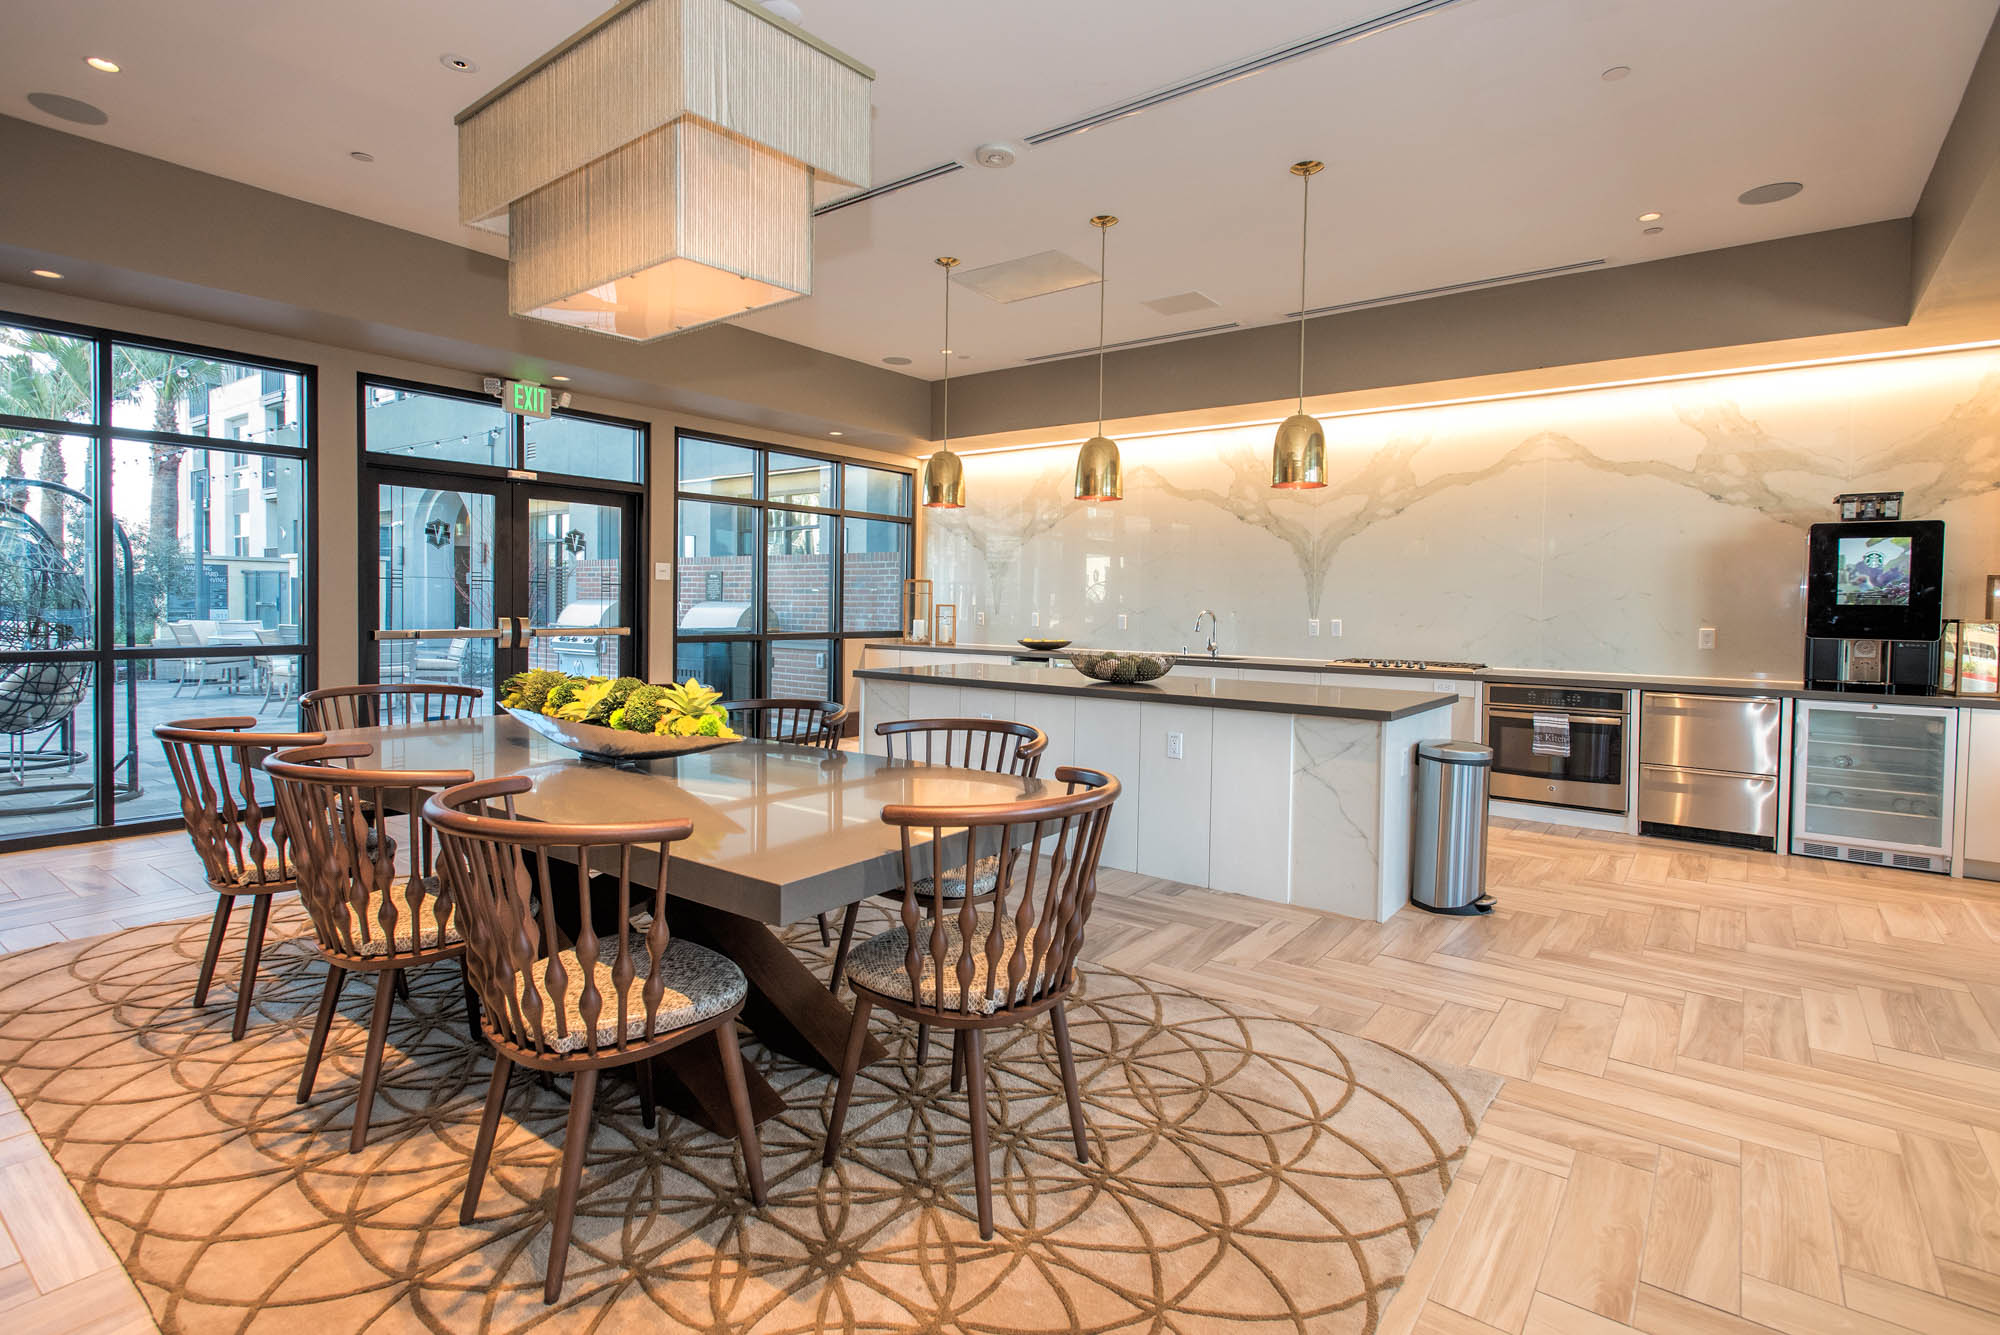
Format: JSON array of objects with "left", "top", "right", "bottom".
[{"left": 1328, "top": 657, "right": 1488, "bottom": 672}]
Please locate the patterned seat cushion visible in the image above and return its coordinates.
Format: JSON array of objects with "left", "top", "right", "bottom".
[
  {"left": 338, "top": 877, "right": 462, "bottom": 957},
  {"left": 902, "top": 853, "right": 1001, "bottom": 901},
  {"left": 514, "top": 936, "right": 746, "bottom": 1055},
  {"left": 225, "top": 853, "right": 296, "bottom": 889},
  {"left": 845, "top": 912, "right": 1051, "bottom": 1015}
]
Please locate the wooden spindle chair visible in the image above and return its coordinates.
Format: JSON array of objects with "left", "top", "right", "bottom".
[
  {"left": 262, "top": 742, "right": 477, "bottom": 1153},
  {"left": 155, "top": 716, "right": 326, "bottom": 1039},
  {"left": 300, "top": 683, "right": 483, "bottom": 732},
  {"left": 822, "top": 767, "right": 1121, "bottom": 1239},
  {"left": 725, "top": 698, "right": 847, "bottom": 944},
  {"left": 423, "top": 775, "right": 766, "bottom": 1304},
  {"left": 829, "top": 719, "right": 1049, "bottom": 1064}
]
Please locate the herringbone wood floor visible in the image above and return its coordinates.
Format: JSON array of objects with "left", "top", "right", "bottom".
[{"left": 5, "top": 820, "right": 2000, "bottom": 1334}]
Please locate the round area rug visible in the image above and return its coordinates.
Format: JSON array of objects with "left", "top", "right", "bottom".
[{"left": 0, "top": 906, "right": 1499, "bottom": 1334}]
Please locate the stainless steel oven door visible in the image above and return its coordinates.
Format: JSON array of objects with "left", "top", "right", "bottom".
[{"left": 1484, "top": 705, "right": 1629, "bottom": 812}]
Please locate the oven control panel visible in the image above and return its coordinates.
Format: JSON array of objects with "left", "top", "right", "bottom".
[{"left": 1486, "top": 684, "right": 1629, "bottom": 714}]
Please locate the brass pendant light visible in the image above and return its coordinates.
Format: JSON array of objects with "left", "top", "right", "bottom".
[
  {"left": 922, "top": 255, "right": 966, "bottom": 509},
  {"left": 1272, "top": 160, "right": 1328, "bottom": 489},
  {"left": 1074, "top": 214, "right": 1124, "bottom": 502}
]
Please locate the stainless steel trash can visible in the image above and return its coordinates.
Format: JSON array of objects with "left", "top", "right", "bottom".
[{"left": 1411, "top": 739, "right": 1495, "bottom": 915}]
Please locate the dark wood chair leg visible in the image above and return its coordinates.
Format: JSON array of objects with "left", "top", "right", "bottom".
[
  {"left": 461, "top": 1053, "right": 513, "bottom": 1225},
  {"left": 817, "top": 912, "right": 832, "bottom": 948},
  {"left": 714, "top": 1018, "right": 767, "bottom": 1205},
  {"left": 193, "top": 894, "right": 235, "bottom": 1009},
  {"left": 916, "top": 1023, "right": 931, "bottom": 1066},
  {"left": 458, "top": 957, "right": 483, "bottom": 1042},
  {"left": 949, "top": 1029, "right": 966, "bottom": 1093},
  {"left": 297, "top": 963, "right": 346, "bottom": 1104},
  {"left": 392, "top": 970, "right": 412, "bottom": 1003},
  {"left": 962, "top": 1026, "right": 995, "bottom": 1239},
  {"left": 637, "top": 1056, "right": 657, "bottom": 1131},
  {"left": 821, "top": 993, "right": 875, "bottom": 1167},
  {"left": 229, "top": 894, "right": 274, "bottom": 1041},
  {"left": 828, "top": 903, "right": 860, "bottom": 993},
  {"left": 348, "top": 969, "right": 398, "bottom": 1154},
  {"left": 543, "top": 1067, "right": 599, "bottom": 1305},
  {"left": 1050, "top": 1001, "right": 1090, "bottom": 1164}
]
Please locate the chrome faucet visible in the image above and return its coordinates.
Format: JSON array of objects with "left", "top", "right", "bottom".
[{"left": 1193, "top": 609, "right": 1219, "bottom": 659}]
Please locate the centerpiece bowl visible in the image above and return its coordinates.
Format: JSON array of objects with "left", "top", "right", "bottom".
[
  {"left": 1018, "top": 637, "right": 1072, "bottom": 651},
  {"left": 1067, "top": 650, "right": 1175, "bottom": 684},
  {"left": 506, "top": 708, "right": 738, "bottom": 763}
]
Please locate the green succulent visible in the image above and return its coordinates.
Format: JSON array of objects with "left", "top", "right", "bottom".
[
  {"left": 501, "top": 668, "right": 565, "bottom": 711},
  {"left": 618, "top": 684, "right": 671, "bottom": 733},
  {"left": 541, "top": 677, "right": 585, "bottom": 716},
  {"left": 585, "top": 676, "right": 646, "bottom": 724}
]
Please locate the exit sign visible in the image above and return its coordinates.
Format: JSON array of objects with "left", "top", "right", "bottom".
[{"left": 502, "top": 379, "right": 551, "bottom": 418}]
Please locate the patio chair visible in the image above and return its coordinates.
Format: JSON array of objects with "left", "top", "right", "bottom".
[
  {"left": 410, "top": 638, "right": 471, "bottom": 685},
  {"left": 253, "top": 627, "right": 302, "bottom": 714},
  {"left": 169, "top": 621, "right": 254, "bottom": 697}
]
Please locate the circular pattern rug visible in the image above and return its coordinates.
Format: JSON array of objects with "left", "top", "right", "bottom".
[{"left": 0, "top": 906, "right": 1498, "bottom": 1334}]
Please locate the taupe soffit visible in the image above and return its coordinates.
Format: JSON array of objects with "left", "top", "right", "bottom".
[{"left": 1913, "top": 6, "right": 2000, "bottom": 316}]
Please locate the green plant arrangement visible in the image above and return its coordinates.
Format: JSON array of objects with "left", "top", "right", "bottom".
[{"left": 500, "top": 671, "right": 743, "bottom": 740}]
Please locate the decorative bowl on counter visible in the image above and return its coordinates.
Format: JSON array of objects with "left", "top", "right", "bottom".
[
  {"left": 1018, "top": 637, "right": 1073, "bottom": 651},
  {"left": 1067, "top": 650, "right": 1175, "bottom": 684},
  {"left": 506, "top": 708, "right": 739, "bottom": 763}
]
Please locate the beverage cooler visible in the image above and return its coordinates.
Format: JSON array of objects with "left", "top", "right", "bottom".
[{"left": 1791, "top": 700, "right": 1956, "bottom": 873}]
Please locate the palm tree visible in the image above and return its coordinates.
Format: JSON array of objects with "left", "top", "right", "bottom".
[
  {"left": 0, "top": 333, "right": 95, "bottom": 557},
  {"left": 112, "top": 347, "right": 224, "bottom": 558}
]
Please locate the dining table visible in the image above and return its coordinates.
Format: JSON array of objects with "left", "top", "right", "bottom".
[{"left": 321, "top": 713, "right": 1050, "bottom": 1139}]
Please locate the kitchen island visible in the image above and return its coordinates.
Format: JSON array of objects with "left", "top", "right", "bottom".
[{"left": 854, "top": 662, "right": 1455, "bottom": 922}]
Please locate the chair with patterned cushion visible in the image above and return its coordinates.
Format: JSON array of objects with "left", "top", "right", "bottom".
[
  {"left": 263, "top": 741, "right": 476, "bottom": 1152},
  {"left": 828, "top": 718, "right": 1048, "bottom": 1063},
  {"left": 822, "top": 767, "right": 1120, "bottom": 1239},
  {"left": 155, "top": 716, "right": 326, "bottom": 1039},
  {"left": 300, "top": 683, "right": 482, "bottom": 731},
  {"left": 423, "top": 774, "right": 767, "bottom": 1303}
]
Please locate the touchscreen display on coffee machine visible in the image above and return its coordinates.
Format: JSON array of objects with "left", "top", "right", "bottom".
[{"left": 1836, "top": 535, "right": 1913, "bottom": 606}]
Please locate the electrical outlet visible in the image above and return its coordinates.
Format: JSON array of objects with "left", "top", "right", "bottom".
[
  {"left": 653, "top": 561, "right": 672, "bottom": 582},
  {"left": 1165, "top": 731, "right": 1183, "bottom": 760},
  {"left": 1116, "top": 613, "right": 1128, "bottom": 631},
  {"left": 1031, "top": 611, "right": 1040, "bottom": 628},
  {"left": 1698, "top": 626, "right": 1717, "bottom": 650},
  {"left": 976, "top": 610, "right": 986, "bottom": 627},
  {"left": 1327, "top": 619, "right": 1342, "bottom": 637},
  {"left": 1308, "top": 618, "right": 1321, "bottom": 637}
]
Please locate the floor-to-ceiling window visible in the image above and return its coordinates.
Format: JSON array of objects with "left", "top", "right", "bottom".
[
  {"left": 0, "top": 312, "right": 313, "bottom": 848},
  {"left": 673, "top": 431, "right": 912, "bottom": 706},
  {"left": 359, "top": 378, "right": 645, "bottom": 702}
]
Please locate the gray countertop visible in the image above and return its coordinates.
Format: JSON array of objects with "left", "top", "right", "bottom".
[
  {"left": 864, "top": 641, "right": 1997, "bottom": 709},
  {"left": 855, "top": 662, "right": 1456, "bottom": 722}
]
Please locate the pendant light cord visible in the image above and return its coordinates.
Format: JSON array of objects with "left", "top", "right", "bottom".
[
  {"left": 941, "top": 262, "right": 951, "bottom": 446},
  {"left": 1096, "top": 224, "right": 1108, "bottom": 435},
  {"left": 1297, "top": 168, "right": 1310, "bottom": 413}
]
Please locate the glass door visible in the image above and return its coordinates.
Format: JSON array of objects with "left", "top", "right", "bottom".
[
  {"left": 1794, "top": 701, "right": 1955, "bottom": 856},
  {"left": 370, "top": 475, "right": 635, "bottom": 706}
]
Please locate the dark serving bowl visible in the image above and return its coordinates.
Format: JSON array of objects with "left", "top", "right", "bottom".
[
  {"left": 1066, "top": 650, "right": 1175, "bottom": 684},
  {"left": 1018, "top": 638, "right": 1073, "bottom": 651}
]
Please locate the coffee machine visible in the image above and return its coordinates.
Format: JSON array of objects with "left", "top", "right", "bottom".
[{"left": 1802, "top": 517, "right": 1944, "bottom": 693}]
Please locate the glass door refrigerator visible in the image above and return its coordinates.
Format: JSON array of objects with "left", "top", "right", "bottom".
[{"left": 1791, "top": 700, "right": 1956, "bottom": 873}]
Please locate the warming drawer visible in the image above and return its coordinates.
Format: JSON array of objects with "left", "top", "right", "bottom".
[
  {"left": 1638, "top": 766, "right": 1779, "bottom": 841},
  {"left": 1638, "top": 693, "right": 1781, "bottom": 776}
]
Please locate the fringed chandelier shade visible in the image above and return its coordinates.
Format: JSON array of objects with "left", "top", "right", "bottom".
[{"left": 456, "top": 0, "right": 873, "bottom": 342}]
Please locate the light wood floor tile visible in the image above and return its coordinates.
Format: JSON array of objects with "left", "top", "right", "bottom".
[
  {"left": 1431, "top": 1157, "right": 1569, "bottom": 1332},
  {"left": 1840, "top": 1269, "right": 1998, "bottom": 1335},
  {"left": 1741, "top": 1144, "right": 1844, "bottom": 1302},
  {"left": 1821, "top": 1139, "right": 1945, "bottom": 1294},
  {"left": 1899, "top": 1131, "right": 2000, "bottom": 1273},
  {"left": 1534, "top": 1152, "right": 1652, "bottom": 1321},
  {"left": 1640, "top": 1146, "right": 1740, "bottom": 1312},
  {"left": 1538, "top": 999, "right": 1623, "bottom": 1077},
  {"left": 1609, "top": 996, "right": 1682, "bottom": 1070},
  {"left": 1737, "top": 1275, "right": 1921, "bottom": 1335},
  {"left": 1473, "top": 1000, "right": 1562, "bottom": 1080}
]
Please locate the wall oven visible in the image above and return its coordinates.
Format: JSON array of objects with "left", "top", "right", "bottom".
[{"left": 1483, "top": 684, "right": 1631, "bottom": 813}]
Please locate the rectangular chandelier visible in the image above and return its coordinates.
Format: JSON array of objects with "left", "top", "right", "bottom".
[{"left": 456, "top": 0, "right": 873, "bottom": 342}]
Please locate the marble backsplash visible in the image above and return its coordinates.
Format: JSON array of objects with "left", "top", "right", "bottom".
[{"left": 923, "top": 346, "right": 2000, "bottom": 677}]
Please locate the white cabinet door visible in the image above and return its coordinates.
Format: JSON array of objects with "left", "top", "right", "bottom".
[{"left": 1964, "top": 711, "right": 2000, "bottom": 872}]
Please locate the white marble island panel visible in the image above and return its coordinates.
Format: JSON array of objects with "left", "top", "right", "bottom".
[{"left": 855, "top": 662, "right": 1452, "bottom": 921}]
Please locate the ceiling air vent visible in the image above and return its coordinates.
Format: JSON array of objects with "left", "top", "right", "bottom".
[
  {"left": 1285, "top": 259, "right": 1608, "bottom": 319},
  {"left": 1025, "top": 322, "right": 1241, "bottom": 363},
  {"left": 1143, "top": 290, "right": 1221, "bottom": 316},
  {"left": 954, "top": 251, "right": 1102, "bottom": 303},
  {"left": 813, "top": 160, "right": 964, "bottom": 217}
]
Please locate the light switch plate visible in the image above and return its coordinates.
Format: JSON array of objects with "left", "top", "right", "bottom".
[
  {"left": 1308, "top": 618, "right": 1321, "bottom": 637},
  {"left": 1327, "top": 619, "right": 1342, "bottom": 637},
  {"left": 1116, "top": 613, "right": 1128, "bottom": 630},
  {"left": 653, "top": 561, "right": 672, "bottom": 582},
  {"left": 976, "top": 610, "right": 986, "bottom": 626},
  {"left": 1165, "top": 731, "right": 1183, "bottom": 760},
  {"left": 1698, "top": 626, "right": 1717, "bottom": 650},
  {"left": 1031, "top": 611, "right": 1040, "bottom": 627}
]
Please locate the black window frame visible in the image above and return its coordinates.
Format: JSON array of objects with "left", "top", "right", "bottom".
[
  {"left": 0, "top": 308, "right": 317, "bottom": 851},
  {"left": 672, "top": 428, "right": 913, "bottom": 708},
  {"left": 359, "top": 374, "right": 647, "bottom": 494}
]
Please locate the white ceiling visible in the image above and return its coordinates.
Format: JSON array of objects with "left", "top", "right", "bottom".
[{"left": 6, "top": 0, "right": 1995, "bottom": 379}]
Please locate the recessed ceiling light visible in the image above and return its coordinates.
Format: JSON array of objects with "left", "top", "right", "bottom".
[
  {"left": 83, "top": 56, "right": 120, "bottom": 73},
  {"left": 439, "top": 53, "right": 478, "bottom": 73},
  {"left": 1642, "top": 226, "right": 1664, "bottom": 235},
  {"left": 349, "top": 150, "right": 375, "bottom": 163},
  {"left": 25, "top": 92, "right": 108, "bottom": 125},
  {"left": 1738, "top": 181, "right": 1804, "bottom": 205},
  {"left": 828, "top": 430, "right": 844, "bottom": 436},
  {"left": 1600, "top": 65, "right": 1631, "bottom": 81},
  {"left": 550, "top": 374, "right": 570, "bottom": 382},
  {"left": 1637, "top": 211, "right": 1662, "bottom": 222},
  {"left": 882, "top": 356, "right": 912, "bottom": 365},
  {"left": 29, "top": 269, "right": 63, "bottom": 280}
]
